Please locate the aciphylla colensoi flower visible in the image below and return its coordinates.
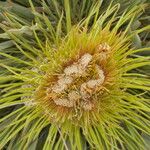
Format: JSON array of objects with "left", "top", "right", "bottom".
[{"left": 0, "top": 0, "right": 150, "bottom": 149}]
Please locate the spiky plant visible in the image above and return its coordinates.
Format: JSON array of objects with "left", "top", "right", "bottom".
[{"left": 0, "top": 0, "right": 150, "bottom": 149}]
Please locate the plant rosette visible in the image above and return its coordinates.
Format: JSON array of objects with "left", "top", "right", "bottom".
[{"left": 0, "top": 1, "right": 150, "bottom": 150}]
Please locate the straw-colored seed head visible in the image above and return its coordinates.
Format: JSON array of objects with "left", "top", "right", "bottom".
[
  {"left": 52, "top": 76, "right": 73, "bottom": 93},
  {"left": 81, "top": 101, "right": 94, "bottom": 110},
  {"left": 86, "top": 80, "right": 100, "bottom": 89},
  {"left": 46, "top": 53, "right": 106, "bottom": 112},
  {"left": 68, "top": 90, "right": 81, "bottom": 101},
  {"left": 54, "top": 98, "right": 74, "bottom": 107},
  {"left": 79, "top": 53, "right": 93, "bottom": 68},
  {"left": 64, "top": 53, "right": 92, "bottom": 76},
  {"left": 64, "top": 64, "right": 80, "bottom": 76}
]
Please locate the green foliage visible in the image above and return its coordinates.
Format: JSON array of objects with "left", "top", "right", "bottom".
[{"left": 0, "top": 0, "right": 150, "bottom": 149}]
